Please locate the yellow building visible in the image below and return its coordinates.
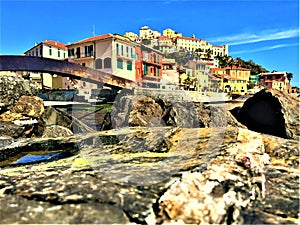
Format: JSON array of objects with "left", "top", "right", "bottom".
[
  {"left": 124, "top": 32, "right": 139, "bottom": 42},
  {"left": 162, "top": 28, "right": 182, "bottom": 38},
  {"left": 211, "top": 66, "right": 250, "bottom": 95},
  {"left": 158, "top": 36, "right": 175, "bottom": 54}
]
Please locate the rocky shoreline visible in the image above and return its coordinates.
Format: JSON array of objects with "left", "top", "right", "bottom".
[{"left": 0, "top": 76, "right": 299, "bottom": 224}]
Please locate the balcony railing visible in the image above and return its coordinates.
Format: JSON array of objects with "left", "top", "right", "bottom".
[{"left": 69, "top": 51, "right": 95, "bottom": 59}]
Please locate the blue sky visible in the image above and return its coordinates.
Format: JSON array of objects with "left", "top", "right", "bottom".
[{"left": 1, "top": 0, "right": 299, "bottom": 86}]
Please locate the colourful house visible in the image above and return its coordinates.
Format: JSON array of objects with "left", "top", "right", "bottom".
[
  {"left": 67, "top": 34, "right": 138, "bottom": 90},
  {"left": 139, "top": 45, "right": 163, "bottom": 88},
  {"left": 258, "top": 72, "right": 290, "bottom": 92},
  {"left": 211, "top": 66, "right": 250, "bottom": 95}
]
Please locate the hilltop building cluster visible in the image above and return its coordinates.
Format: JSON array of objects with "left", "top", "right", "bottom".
[{"left": 3, "top": 26, "right": 294, "bottom": 98}]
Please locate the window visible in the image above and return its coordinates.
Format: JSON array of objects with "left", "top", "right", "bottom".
[
  {"left": 95, "top": 58, "right": 103, "bottom": 69},
  {"left": 63, "top": 52, "right": 66, "bottom": 58},
  {"left": 104, "top": 57, "right": 111, "bottom": 68},
  {"left": 58, "top": 50, "right": 61, "bottom": 58},
  {"left": 76, "top": 47, "right": 80, "bottom": 58},
  {"left": 68, "top": 49, "right": 74, "bottom": 56},
  {"left": 49, "top": 46, "right": 52, "bottom": 56},
  {"left": 117, "top": 59, "right": 123, "bottom": 69},
  {"left": 121, "top": 45, "right": 124, "bottom": 55},
  {"left": 85, "top": 45, "right": 93, "bottom": 57},
  {"left": 144, "top": 64, "right": 148, "bottom": 75},
  {"left": 126, "top": 46, "right": 129, "bottom": 57},
  {"left": 40, "top": 47, "right": 43, "bottom": 56},
  {"left": 127, "top": 61, "right": 132, "bottom": 71},
  {"left": 82, "top": 63, "right": 86, "bottom": 67},
  {"left": 116, "top": 43, "right": 119, "bottom": 55}
]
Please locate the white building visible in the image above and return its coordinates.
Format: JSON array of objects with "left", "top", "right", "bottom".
[{"left": 24, "top": 40, "right": 69, "bottom": 89}]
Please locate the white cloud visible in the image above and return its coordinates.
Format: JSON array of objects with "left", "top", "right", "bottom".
[
  {"left": 230, "top": 43, "right": 299, "bottom": 55},
  {"left": 209, "top": 28, "right": 299, "bottom": 45}
]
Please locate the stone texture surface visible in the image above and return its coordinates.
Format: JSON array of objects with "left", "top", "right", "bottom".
[
  {"left": 0, "top": 96, "right": 44, "bottom": 122},
  {"left": 0, "top": 76, "right": 38, "bottom": 112},
  {"left": 128, "top": 96, "right": 163, "bottom": 127},
  {"left": 102, "top": 94, "right": 246, "bottom": 130},
  {"left": 0, "top": 127, "right": 298, "bottom": 224},
  {"left": 42, "top": 125, "right": 74, "bottom": 138}
]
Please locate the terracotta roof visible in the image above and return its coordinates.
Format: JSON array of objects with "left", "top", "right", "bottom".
[
  {"left": 43, "top": 40, "right": 67, "bottom": 50},
  {"left": 177, "top": 36, "right": 198, "bottom": 41},
  {"left": 158, "top": 36, "right": 172, "bottom": 40},
  {"left": 213, "top": 46, "right": 223, "bottom": 48},
  {"left": 211, "top": 68, "right": 225, "bottom": 71},
  {"left": 225, "top": 66, "right": 250, "bottom": 71},
  {"left": 67, "top": 34, "right": 113, "bottom": 46}
]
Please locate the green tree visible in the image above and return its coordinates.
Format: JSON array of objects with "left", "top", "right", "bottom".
[{"left": 205, "top": 48, "right": 213, "bottom": 60}]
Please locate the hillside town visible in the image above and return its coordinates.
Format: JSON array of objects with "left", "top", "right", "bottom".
[
  {"left": 0, "top": 25, "right": 300, "bottom": 224},
  {"left": 1, "top": 26, "right": 298, "bottom": 101}
]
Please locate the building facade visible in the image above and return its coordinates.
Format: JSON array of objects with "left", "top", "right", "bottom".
[
  {"left": 211, "top": 66, "right": 250, "bottom": 95},
  {"left": 139, "top": 45, "right": 163, "bottom": 88},
  {"left": 67, "top": 33, "right": 138, "bottom": 81},
  {"left": 161, "top": 58, "right": 179, "bottom": 90},
  {"left": 157, "top": 36, "right": 176, "bottom": 54},
  {"left": 67, "top": 34, "right": 138, "bottom": 98},
  {"left": 139, "top": 26, "right": 161, "bottom": 40},
  {"left": 162, "top": 28, "right": 182, "bottom": 38},
  {"left": 24, "top": 40, "right": 68, "bottom": 89},
  {"left": 185, "top": 60, "right": 210, "bottom": 91},
  {"left": 124, "top": 32, "right": 140, "bottom": 42},
  {"left": 258, "top": 72, "right": 289, "bottom": 92},
  {"left": 212, "top": 45, "right": 228, "bottom": 58}
]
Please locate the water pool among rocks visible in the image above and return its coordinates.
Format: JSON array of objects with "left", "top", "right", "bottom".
[{"left": 0, "top": 150, "right": 72, "bottom": 167}]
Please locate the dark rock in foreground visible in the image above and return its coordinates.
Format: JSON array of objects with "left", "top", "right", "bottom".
[
  {"left": 0, "top": 127, "right": 298, "bottom": 224},
  {"left": 234, "top": 88, "right": 300, "bottom": 140}
]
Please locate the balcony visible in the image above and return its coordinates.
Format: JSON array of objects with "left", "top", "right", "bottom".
[
  {"left": 142, "top": 57, "right": 161, "bottom": 66},
  {"left": 69, "top": 51, "right": 95, "bottom": 59}
]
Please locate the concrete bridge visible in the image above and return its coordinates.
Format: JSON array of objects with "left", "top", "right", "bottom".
[{"left": 0, "top": 55, "right": 132, "bottom": 89}]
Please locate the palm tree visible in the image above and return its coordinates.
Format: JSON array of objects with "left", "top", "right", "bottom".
[{"left": 287, "top": 72, "right": 293, "bottom": 83}]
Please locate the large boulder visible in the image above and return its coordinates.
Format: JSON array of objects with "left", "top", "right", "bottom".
[
  {"left": 101, "top": 94, "right": 246, "bottom": 131},
  {"left": 233, "top": 89, "right": 299, "bottom": 140},
  {"left": 128, "top": 96, "right": 163, "bottom": 127}
]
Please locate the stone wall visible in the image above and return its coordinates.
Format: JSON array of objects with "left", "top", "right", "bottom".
[{"left": 0, "top": 76, "right": 38, "bottom": 111}]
